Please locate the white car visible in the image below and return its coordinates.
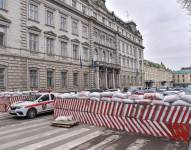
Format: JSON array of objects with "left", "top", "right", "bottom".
[{"left": 9, "top": 93, "right": 55, "bottom": 119}]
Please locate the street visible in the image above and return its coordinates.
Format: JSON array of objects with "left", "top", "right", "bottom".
[{"left": 0, "top": 112, "right": 188, "bottom": 150}]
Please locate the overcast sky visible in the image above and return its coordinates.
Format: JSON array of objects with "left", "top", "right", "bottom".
[{"left": 106, "top": 0, "right": 191, "bottom": 70}]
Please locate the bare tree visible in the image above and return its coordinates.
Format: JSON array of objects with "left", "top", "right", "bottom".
[{"left": 178, "top": 0, "right": 191, "bottom": 12}]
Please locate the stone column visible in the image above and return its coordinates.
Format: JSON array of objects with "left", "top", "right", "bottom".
[
  {"left": 113, "top": 69, "right": 115, "bottom": 89},
  {"left": 105, "top": 68, "right": 108, "bottom": 89},
  {"left": 96, "top": 67, "right": 99, "bottom": 89}
]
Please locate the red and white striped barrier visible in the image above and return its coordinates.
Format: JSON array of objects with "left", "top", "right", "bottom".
[
  {"left": 0, "top": 96, "right": 29, "bottom": 112},
  {"left": 54, "top": 98, "right": 191, "bottom": 143}
]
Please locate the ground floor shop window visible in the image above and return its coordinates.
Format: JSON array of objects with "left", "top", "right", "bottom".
[
  {"left": 47, "top": 70, "right": 54, "bottom": 88},
  {"left": 84, "top": 73, "right": 88, "bottom": 88},
  {"left": 30, "top": 69, "right": 38, "bottom": 88},
  {"left": 61, "top": 72, "right": 67, "bottom": 88},
  {"left": 0, "top": 68, "right": 5, "bottom": 89},
  {"left": 73, "top": 72, "right": 78, "bottom": 87}
]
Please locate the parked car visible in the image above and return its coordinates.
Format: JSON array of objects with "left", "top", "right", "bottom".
[{"left": 9, "top": 93, "right": 55, "bottom": 119}]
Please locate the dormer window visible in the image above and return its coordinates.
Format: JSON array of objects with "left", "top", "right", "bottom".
[
  {"left": 82, "top": 5, "right": 86, "bottom": 14},
  {"left": 102, "top": 17, "right": 106, "bottom": 24},
  {"left": 72, "top": 0, "right": 77, "bottom": 8}
]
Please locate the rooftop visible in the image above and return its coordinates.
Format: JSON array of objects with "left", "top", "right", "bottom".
[{"left": 174, "top": 70, "right": 191, "bottom": 74}]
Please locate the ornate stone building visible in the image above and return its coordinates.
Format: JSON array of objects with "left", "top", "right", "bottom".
[
  {"left": 0, "top": 0, "right": 144, "bottom": 92},
  {"left": 144, "top": 60, "right": 173, "bottom": 88}
]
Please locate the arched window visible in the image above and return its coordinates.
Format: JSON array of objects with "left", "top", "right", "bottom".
[
  {"left": 102, "top": 51, "right": 106, "bottom": 62},
  {"left": 94, "top": 49, "right": 98, "bottom": 61},
  {"left": 110, "top": 53, "right": 112, "bottom": 63}
]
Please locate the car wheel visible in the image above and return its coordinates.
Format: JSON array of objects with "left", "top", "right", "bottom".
[{"left": 27, "top": 108, "right": 37, "bottom": 119}]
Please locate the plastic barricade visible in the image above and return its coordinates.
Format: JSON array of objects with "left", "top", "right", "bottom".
[
  {"left": 54, "top": 98, "right": 191, "bottom": 143},
  {"left": 0, "top": 96, "right": 29, "bottom": 112}
]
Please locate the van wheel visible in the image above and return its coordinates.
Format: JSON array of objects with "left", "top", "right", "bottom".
[{"left": 27, "top": 108, "right": 37, "bottom": 119}]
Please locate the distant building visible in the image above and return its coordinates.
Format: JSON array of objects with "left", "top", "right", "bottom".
[
  {"left": 173, "top": 68, "right": 191, "bottom": 87},
  {"left": 144, "top": 60, "right": 173, "bottom": 88}
]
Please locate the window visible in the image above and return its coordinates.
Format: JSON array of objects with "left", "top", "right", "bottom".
[
  {"left": 46, "top": 10, "right": 54, "bottom": 26},
  {"left": 72, "top": 0, "right": 77, "bottom": 7},
  {"left": 29, "top": 2, "right": 38, "bottom": 21},
  {"left": 60, "top": 41, "right": 67, "bottom": 57},
  {"left": 41, "top": 95, "right": 49, "bottom": 101},
  {"left": 0, "top": 68, "right": 5, "bottom": 89},
  {"left": 109, "top": 53, "right": 112, "bottom": 63},
  {"left": 82, "top": 5, "right": 86, "bottom": 14},
  {"left": 61, "top": 72, "right": 67, "bottom": 88},
  {"left": 47, "top": 70, "right": 54, "bottom": 87},
  {"left": 102, "top": 51, "right": 106, "bottom": 61},
  {"left": 46, "top": 38, "right": 54, "bottom": 55},
  {"left": 82, "top": 25, "right": 88, "bottom": 38},
  {"left": 72, "top": 20, "right": 78, "bottom": 35},
  {"left": 84, "top": 73, "right": 88, "bottom": 88},
  {"left": 0, "top": 26, "right": 5, "bottom": 46},
  {"left": 29, "top": 33, "right": 39, "bottom": 52},
  {"left": 109, "top": 21, "right": 111, "bottom": 27},
  {"left": 60, "top": 15, "right": 67, "bottom": 31},
  {"left": 73, "top": 44, "right": 79, "bottom": 59},
  {"left": 83, "top": 47, "right": 88, "bottom": 60},
  {"left": 73, "top": 73, "right": 78, "bottom": 87},
  {"left": 30, "top": 69, "right": 38, "bottom": 88},
  {"left": 93, "top": 12, "right": 97, "bottom": 19},
  {"left": 182, "top": 75, "right": 184, "bottom": 78},
  {"left": 102, "top": 17, "right": 106, "bottom": 24},
  {"left": 0, "top": 0, "right": 5, "bottom": 9}
]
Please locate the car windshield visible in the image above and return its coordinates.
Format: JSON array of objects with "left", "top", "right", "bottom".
[{"left": 25, "top": 95, "right": 41, "bottom": 101}]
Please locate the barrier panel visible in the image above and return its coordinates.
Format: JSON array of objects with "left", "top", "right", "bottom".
[
  {"left": 0, "top": 96, "right": 29, "bottom": 112},
  {"left": 54, "top": 98, "right": 191, "bottom": 143}
]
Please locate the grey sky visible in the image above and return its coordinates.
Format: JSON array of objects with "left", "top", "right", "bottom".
[{"left": 106, "top": 0, "right": 191, "bottom": 70}]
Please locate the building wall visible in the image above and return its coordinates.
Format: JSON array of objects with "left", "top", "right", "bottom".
[
  {"left": 144, "top": 61, "right": 173, "bottom": 88},
  {"left": 0, "top": 0, "right": 144, "bottom": 91},
  {"left": 173, "top": 71, "right": 191, "bottom": 87}
]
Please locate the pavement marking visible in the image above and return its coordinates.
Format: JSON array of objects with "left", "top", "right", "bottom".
[
  {"left": 126, "top": 139, "right": 149, "bottom": 150},
  {"left": 0, "top": 128, "right": 66, "bottom": 150},
  {"left": 87, "top": 135, "right": 120, "bottom": 150},
  {"left": 18, "top": 128, "right": 90, "bottom": 150},
  {"left": 0, "top": 121, "right": 50, "bottom": 136},
  {"left": 0, "top": 125, "right": 52, "bottom": 140},
  {"left": 0, "top": 117, "right": 51, "bottom": 131},
  {"left": 52, "top": 130, "right": 104, "bottom": 150}
]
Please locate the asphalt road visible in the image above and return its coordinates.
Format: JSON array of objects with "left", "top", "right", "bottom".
[{"left": 0, "top": 112, "right": 188, "bottom": 150}]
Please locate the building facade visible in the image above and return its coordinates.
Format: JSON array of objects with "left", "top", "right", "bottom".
[
  {"left": 0, "top": 0, "right": 144, "bottom": 92},
  {"left": 173, "top": 68, "right": 191, "bottom": 87},
  {"left": 144, "top": 60, "right": 173, "bottom": 88}
]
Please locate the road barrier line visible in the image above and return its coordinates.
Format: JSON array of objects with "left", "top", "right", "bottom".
[
  {"left": 0, "top": 126, "right": 53, "bottom": 140},
  {"left": 0, "top": 128, "right": 66, "bottom": 150},
  {"left": 87, "top": 135, "right": 120, "bottom": 150},
  {"left": 0, "top": 122, "right": 49, "bottom": 136},
  {"left": 126, "top": 139, "right": 149, "bottom": 150},
  {"left": 0, "top": 117, "right": 51, "bottom": 131},
  {"left": 18, "top": 128, "right": 89, "bottom": 150},
  {"left": 52, "top": 130, "right": 103, "bottom": 150}
]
